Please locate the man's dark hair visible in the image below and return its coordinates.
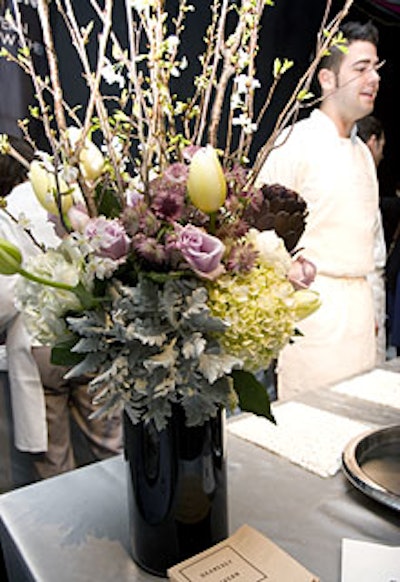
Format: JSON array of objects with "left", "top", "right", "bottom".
[
  {"left": 310, "top": 21, "right": 379, "bottom": 100},
  {"left": 357, "top": 115, "right": 384, "bottom": 143},
  {"left": 0, "top": 136, "right": 34, "bottom": 198}
]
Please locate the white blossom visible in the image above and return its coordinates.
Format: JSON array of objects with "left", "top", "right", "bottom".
[
  {"left": 101, "top": 58, "right": 125, "bottom": 88},
  {"left": 235, "top": 74, "right": 261, "bottom": 95},
  {"left": 232, "top": 113, "right": 257, "bottom": 134}
]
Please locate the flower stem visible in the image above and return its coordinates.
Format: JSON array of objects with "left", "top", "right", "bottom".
[
  {"left": 17, "top": 267, "right": 99, "bottom": 310},
  {"left": 209, "top": 212, "right": 216, "bottom": 234},
  {"left": 18, "top": 267, "right": 75, "bottom": 291}
]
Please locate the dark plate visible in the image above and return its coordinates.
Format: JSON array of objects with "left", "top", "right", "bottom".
[{"left": 342, "top": 425, "right": 400, "bottom": 512}]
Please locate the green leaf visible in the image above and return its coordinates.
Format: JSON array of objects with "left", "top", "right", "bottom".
[
  {"left": 72, "top": 283, "right": 105, "bottom": 310},
  {"left": 95, "top": 185, "right": 123, "bottom": 218},
  {"left": 297, "top": 89, "right": 314, "bottom": 102},
  {"left": 231, "top": 369, "right": 276, "bottom": 424},
  {"left": 51, "top": 337, "right": 85, "bottom": 367},
  {"left": 144, "top": 269, "right": 186, "bottom": 284}
]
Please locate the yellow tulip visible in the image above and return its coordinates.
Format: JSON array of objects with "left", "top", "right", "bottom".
[
  {"left": 29, "top": 160, "right": 75, "bottom": 215},
  {"left": 292, "top": 289, "right": 321, "bottom": 321},
  {"left": 187, "top": 145, "right": 227, "bottom": 213},
  {"left": 66, "top": 127, "right": 105, "bottom": 181},
  {"left": 79, "top": 142, "right": 105, "bottom": 181}
]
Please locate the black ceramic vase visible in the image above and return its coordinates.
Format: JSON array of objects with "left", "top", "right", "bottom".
[{"left": 123, "top": 405, "right": 228, "bottom": 577}]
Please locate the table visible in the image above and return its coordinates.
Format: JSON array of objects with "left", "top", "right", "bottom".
[{"left": 1, "top": 364, "right": 400, "bottom": 581}]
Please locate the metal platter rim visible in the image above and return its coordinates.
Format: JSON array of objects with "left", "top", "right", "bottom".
[{"left": 341, "top": 424, "right": 400, "bottom": 513}]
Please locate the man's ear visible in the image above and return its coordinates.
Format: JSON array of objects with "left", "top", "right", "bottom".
[
  {"left": 317, "top": 68, "right": 336, "bottom": 93},
  {"left": 367, "top": 134, "right": 377, "bottom": 151}
]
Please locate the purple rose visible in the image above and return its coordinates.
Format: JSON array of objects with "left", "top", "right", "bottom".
[
  {"left": 175, "top": 224, "right": 225, "bottom": 280},
  {"left": 288, "top": 255, "right": 317, "bottom": 290},
  {"left": 84, "top": 217, "right": 130, "bottom": 260}
]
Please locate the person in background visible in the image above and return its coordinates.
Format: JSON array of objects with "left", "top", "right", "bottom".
[
  {"left": 356, "top": 114, "right": 386, "bottom": 363},
  {"left": 0, "top": 135, "right": 58, "bottom": 487},
  {"left": 384, "top": 187, "right": 400, "bottom": 356},
  {"left": 356, "top": 115, "right": 385, "bottom": 167},
  {"left": 256, "top": 21, "right": 381, "bottom": 399},
  {"left": 0, "top": 135, "right": 122, "bottom": 485}
]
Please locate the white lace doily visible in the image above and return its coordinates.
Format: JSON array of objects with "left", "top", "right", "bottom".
[
  {"left": 228, "top": 402, "right": 372, "bottom": 478},
  {"left": 331, "top": 368, "right": 400, "bottom": 409}
]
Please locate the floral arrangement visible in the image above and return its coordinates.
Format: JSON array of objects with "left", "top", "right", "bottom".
[{"left": 0, "top": 0, "right": 353, "bottom": 429}]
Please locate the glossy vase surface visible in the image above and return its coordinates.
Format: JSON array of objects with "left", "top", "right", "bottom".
[{"left": 123, "top": 405, "right": 228, "bottom": 577}]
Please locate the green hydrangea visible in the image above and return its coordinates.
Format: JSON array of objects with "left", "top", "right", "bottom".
[{"left": 207, "top": 263, "right": 297, "bottom": 372}]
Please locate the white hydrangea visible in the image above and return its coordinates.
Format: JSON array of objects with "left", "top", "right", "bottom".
[{"left": 16, "top": 257, "right": 82, "bottom": 344}]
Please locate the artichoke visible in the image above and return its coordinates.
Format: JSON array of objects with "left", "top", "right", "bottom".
[{"left": 244, "top": 183, "right": 308, "bottom": 252}]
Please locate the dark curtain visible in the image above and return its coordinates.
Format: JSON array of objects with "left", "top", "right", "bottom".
[{"left": 0, "top": 1, "right": 46, "bottom": 145}]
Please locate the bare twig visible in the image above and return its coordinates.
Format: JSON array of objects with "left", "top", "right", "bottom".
[
  {"left": 37, "top": 0, "right": 66, "bottom": 134},
  {"left": 196, "top": 0, "right": 229, "bottom": 146},
  {"left": 4, "top": 0, "right": 354, "bottom": 202}
]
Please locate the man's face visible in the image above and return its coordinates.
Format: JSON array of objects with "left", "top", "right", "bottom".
[
  {"left": 332, "top": 40, "right": 381, "bottom": 123},
  {"left": 368, "top": 132, "right": 385, "bottom": 167}
]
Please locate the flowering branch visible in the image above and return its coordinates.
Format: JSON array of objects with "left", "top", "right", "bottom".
[
  {"left": 3, "top": 0, "right": 354, "bottom": 216},
  {"left": 38, "top": 0, "right": 66, "bottom": 135}
]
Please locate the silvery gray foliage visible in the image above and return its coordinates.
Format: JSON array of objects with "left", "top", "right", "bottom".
[{"left": 65, "top": 274, "right": 239, "bottom": 430}]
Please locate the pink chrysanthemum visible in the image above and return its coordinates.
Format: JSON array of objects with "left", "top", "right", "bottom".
[
  {"left": 225, "top": 241, "right": 258, "bottom": 273},
  {"left": 163, "top": 162, "right": 188, "bottom": 184},
  {"left": 150, "top": 178, "right": 185, "bottom": 221},
  {"left": 122, "top": 201, "right": 161, "bottom": 238},
  {"left": 133, "top": 234, "right": 167, "bottom": 265}
]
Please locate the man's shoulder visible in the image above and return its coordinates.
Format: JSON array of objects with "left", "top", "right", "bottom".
[
  {"left": 276, "top": 112, "right": 319, "bottom": 144},
  {"left": 7, "top": 182, "right": 48, "bottom": 219},
  {"left": 7, "top": 181, "right": 35, "bottom": 205}
]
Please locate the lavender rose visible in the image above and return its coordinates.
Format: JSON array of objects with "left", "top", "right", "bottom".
[
  {"left": 84, "top": 217, "right": 131, "bottom": 260},
  {"left": 288, "top": 255, "right": 317, "bottom": 290},
  {"left": 175, "top": 224, "right": 225, "bottom": 280}
]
